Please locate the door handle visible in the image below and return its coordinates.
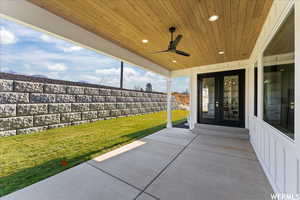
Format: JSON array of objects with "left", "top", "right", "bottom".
[
  {"left": 290, "top": 102, "right": 294, "bottom": 110},
  {"left": 216, "top": 101, "right": 219, "bottom": 108}
]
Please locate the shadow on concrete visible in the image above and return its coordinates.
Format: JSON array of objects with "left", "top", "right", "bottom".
[{"left": 173, "top": 120, "right": 189, "bottom": 129}]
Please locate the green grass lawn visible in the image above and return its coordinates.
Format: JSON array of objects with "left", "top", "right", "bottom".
[{"left": 0, "top": 110, "right": 188, "bottom": 197}]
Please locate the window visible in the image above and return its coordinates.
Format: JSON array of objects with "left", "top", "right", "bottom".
[
  {"left": 262, "top": 8, "right": 295, "bottom": 139},
  {"left": 254, "top": 63, "right": 258, "bottom": 116}
]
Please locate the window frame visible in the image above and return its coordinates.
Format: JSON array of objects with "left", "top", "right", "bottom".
[
  {"left": 260, "top": 6, "right": 295, "bottom": 141},
  {"left": 254, "top": 62, "right": 258, "bottom": 117}
]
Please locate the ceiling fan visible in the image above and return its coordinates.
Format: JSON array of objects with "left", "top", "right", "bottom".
[{"left": 154, "top": 27, "right": 191, "bottom": 57}]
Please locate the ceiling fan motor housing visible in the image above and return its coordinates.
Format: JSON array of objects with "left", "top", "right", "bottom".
[
  {"left": 153, "top": 26, "right": 190, "bottom": 56},
  {"left": 169, "top": 26, "right": 176, "bottom": 33}
]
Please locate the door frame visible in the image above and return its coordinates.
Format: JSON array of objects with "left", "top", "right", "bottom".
[{"left": 197, "top": 69, "right": 245, "bottom": 128}]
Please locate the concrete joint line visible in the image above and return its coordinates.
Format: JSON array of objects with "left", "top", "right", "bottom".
[
  {"left": 133, "top": 133, "right": 199, "bottom": 200},
  {"left": 86, "top": 163, "right": 160, "bottom": 200},
  {"left": 189, "top": 146, "right": 258, "bottom": 162}
]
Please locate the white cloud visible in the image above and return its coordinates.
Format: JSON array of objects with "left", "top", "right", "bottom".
[
  {"left": 40, "top": 34, "right": 83, "bottom": 52},
  {"left": 0, "top": 19, "right": 169, "bottom": 91},
  {"left": 79, "top": 75, "right": 100, "bottom": 82},
  {"left": 60, "top": 45, "right": 83, "bottom": 52},
  {"left": 1, "top": 17, "right": 41, "bottom": 38},
  {"left": 0, "top": 27, "right": 17, "bottom": 44},
  {"left": 124, "top": 67, "right": 138, "bottom": 77},
  {"left": 95, "top": 68, "right": 120, "bottom": 75},
  {"left": 0, "top": 66, "right": 9, "bottom": 72},
  {"left": 47, "top": 63, "right": 68, "bottom": 71},
  {"left": 40, "top": 34, "right": 61, "bottom": 44},
  {"left": 145, "top": 71, "right": 156, "bottom": 77}
]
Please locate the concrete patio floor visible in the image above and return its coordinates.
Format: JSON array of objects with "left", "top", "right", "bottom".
[{"left": 1, "top": 128, "right": 273, "bottom": 200}]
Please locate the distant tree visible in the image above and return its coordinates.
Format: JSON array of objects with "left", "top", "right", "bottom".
[
  {"left": 97, "top": 77, "right": 107, "bottom": 85},
  {"left": 134, "top": 85, "right": 142, "bottom": 91},
  {"left": 32, "top": 74, "right": 48, "bottom": 78},
  {"left": 7, "top": 70, "right": 17, "bottom": 74},
  {"left": 145, "top": 83, "right": 152, "bottom": 92},
  {"left": 183, "top": 88, "right": 189, "bottom": 95},
  {"left": 77, "top": 80, "right": 88, "bottom": 84}
]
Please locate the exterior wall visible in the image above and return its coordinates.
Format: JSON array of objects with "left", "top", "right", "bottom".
[
  {"left": 172, "top": 0, "right": 300, "bottom": 195},
  {"left": 247, "top": 0, "right": 300, "bottom": 195},
  {"left": 0, "top": 74, "right": 175, "bottom": 137},
  {"left": 172, "top": 60, "right": 249, "bottom": 130}
]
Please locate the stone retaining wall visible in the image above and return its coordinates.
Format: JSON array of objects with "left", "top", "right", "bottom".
[{"left": 0, "top": 74, "right": 176, "bottom": 137}]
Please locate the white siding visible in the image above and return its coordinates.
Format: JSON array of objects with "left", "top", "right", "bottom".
[
  {"left": 247, "top": 0, "right": 299, "bottom": 194},
  {"left": 172, "top": 0, "right": 300, "bottom": 194}
]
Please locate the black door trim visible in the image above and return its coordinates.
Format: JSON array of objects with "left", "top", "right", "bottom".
[{"left": 197, "top": 69, "right": 245, "bottom": 128}]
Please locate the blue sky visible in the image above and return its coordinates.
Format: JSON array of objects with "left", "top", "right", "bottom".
[{"left": 0, "top": 17, "right": 188, "bottom": 92}]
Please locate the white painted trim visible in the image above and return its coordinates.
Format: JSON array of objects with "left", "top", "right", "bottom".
[
  {"left": 295, "top": 0, "right": 300, "bottom": 152},
  {"left": 166, "top": 78, "right": 172, "bottom": 128},
  {"left": 173, "top": 0, "right": 299, "bottom": 194},
  {"left": 171, "top": 60, "right": 248, "bottom": 78},
  {"left": 251, "top": 137, "right": 281, "bottom": 194},
  {"left": 172, "top": 59, "right": 249, "bottom": 129},
  {"left": 245, "top": 65, "right": 250, "bottom": 129},
  {"left": 260, "top": 0, "right": 295, "bottom": 60},
  {"left": 257, "top": 54, "right": 264, "bottom": 119},
  {"left": 189, "top": 74, "right": 197, "bottom": 129},
  {"left": 188, "top": 75, "right": 193, "bottom": 129},
  {"left": 247, "top": 0, "right": 299, "bottom": 195},
  {"left": 0, "top": 0, "right": 170, "bottom": 77},
  {"left": 263, "top": 53, "right": 295, "bottom": 66},
  {"left": 257, "top": 1, "right": 295, "bottom": 142}
]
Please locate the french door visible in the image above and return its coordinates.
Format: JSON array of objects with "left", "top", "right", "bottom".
[{"left": 197, "top": 69, "right": 245, "bottom": 127}]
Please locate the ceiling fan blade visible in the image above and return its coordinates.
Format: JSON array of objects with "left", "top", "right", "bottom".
[
  {"left": 152, "top": 50, "right": 169, "bottom": 54},
  {"left": 171, "top": 35, "right": 183, "bottom": 49},
  {"left": 175, "top": 50, "right": 190, "bottom": 56}
]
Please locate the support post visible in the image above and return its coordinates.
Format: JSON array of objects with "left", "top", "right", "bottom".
[
  {"left": 188, "top": 74, "right": 193, "bottom": 129},
  {"left": 295, "top": 0, "right": 300, "bottom": 150},
  {"left": 166, "top": 78, "right": 172, "bottom": 128},
  {"left": 189, "top": 73, "right": 197, "bottom": 130},
  {"left": 120, "top": 61, "right": 124, "bottom": 89}
]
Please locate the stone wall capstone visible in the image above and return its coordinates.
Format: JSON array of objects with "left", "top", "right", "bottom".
[{"left": 0, "top": 74, "right": 178, "bottom": 137}]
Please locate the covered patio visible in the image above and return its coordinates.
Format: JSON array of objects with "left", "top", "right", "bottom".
[{"left": 1, "top": 128, "right": 272, "bottom": 200}]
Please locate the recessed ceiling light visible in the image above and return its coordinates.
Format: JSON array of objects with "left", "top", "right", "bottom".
[
  {"left": 218, "top": 51, "right": 225, "bottom": 55},
  {"left": 172, "top": 60, "right": 177, "bottom": 63},
  {"left": 142, "top": 39, "right": 148, "bottom": 43},
  {"left": 209, "top": 15, "right": 219, "bottom": 22}
]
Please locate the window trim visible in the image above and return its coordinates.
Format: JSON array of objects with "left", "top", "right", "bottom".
[
  {"left": 260, "top": 5, "right": 295, "bottom": 142},
  {"left": 254, "top": 63, "right": 258, "bottom": 117}
]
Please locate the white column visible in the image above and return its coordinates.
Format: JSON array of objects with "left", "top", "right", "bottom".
[
  {"left": 245, "top": 65, "right": 250, "bottom": 129},
  {"left": 189, "top": 73, "right": 197, "bottom": 130},
  {"left": 257, "top": 56, "right": 264, "bottom": 120},
  {"left": 295, "top": 0, "right": 300, "bottom": 151},
  {"left": 166, "top": 77, "right": 172, "bottom": 128},
  {"left": 188, "top": 74, "right": 193, "bottom": 129}
]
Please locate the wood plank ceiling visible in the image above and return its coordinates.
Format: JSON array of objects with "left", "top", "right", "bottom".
[{"left": 28, "top": 0, "right": 273, "bottom": 71}]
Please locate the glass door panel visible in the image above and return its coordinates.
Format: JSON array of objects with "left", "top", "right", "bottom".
[
  {"left": 223, "top": 75, "right": 239, "bottom": 121},
  {"left": 202, "top": 77, "right": 215, "bottom": 119}
]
